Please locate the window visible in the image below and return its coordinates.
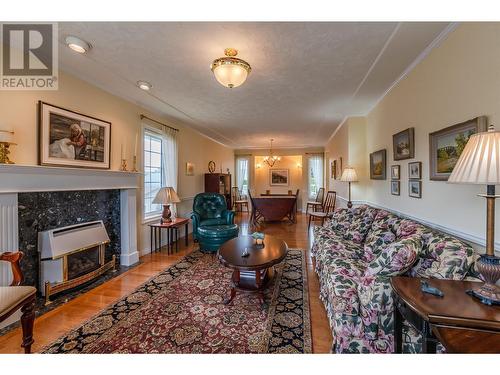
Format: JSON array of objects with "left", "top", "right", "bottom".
[
  {"left": 308, "top": 154, "right": 324, "bottom": 200},
  {"left": 236, "top": 156, "right": 250, "bottom": 195},
  {"left": 143, "top": 131, "right": 163, "bottom": 216},
  {"left": 143, "top": 124, "right": 178, "bottom": 220}
]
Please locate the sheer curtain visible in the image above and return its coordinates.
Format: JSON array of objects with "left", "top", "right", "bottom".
[
  {"left": 236, "top": 156, "right": 250, "bottom": 196},
  {"left": 308, "top": 154, "right": 324, "bottom": 200},
  {"left": 161, "top": 127, "right": 178, "bottom": 215}
]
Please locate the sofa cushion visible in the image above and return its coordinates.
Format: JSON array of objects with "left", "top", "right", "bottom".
[
  {"left": 343, "top": 205, "right": 377, "bottom": 244},
  {"left": 364, "top": 235, "right": 422, "bottom": 278},
  {"left": 409, "top": 231, "right": 475, "bottom": 280},
  {"left": 396, "top": 219, "right": 427, "bottom": 240},
  {"left": 326, "top": 208, "right": 354, "bottom": 234}
]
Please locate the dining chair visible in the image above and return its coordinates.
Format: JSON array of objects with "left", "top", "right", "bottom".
[
  {"left": 0, "top": 251, "right": 36, "bottom": 353},
  {"left": 308, "top": 190, "right": 337, "bottom": 229},
  {"left": 232, "top": 186, "right": 249, "bottom": 212},
  {"left": 247, "top": 190, "right": 262, "bottom": 226},
  {"left": 306, "top": 187, "right": 325, "bottom": 215}
]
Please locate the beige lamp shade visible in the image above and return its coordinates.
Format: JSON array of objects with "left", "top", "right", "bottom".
[
  {"left": 340, "top": 167, "right": 358, "bottom": 182},
  {"left": 152, "top": 187, "right": 181, "bottom": 204},
  {"left": 448, "top": 128, "right": 500, "bottom": 185}
]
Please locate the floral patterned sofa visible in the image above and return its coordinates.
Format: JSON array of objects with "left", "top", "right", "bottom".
[{"left": 311, "top": 205, "right": 476, "bottom": 353}]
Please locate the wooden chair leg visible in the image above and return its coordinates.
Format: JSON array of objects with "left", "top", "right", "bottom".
[
  {"left": 308, "top": 214, "right": 313, "bottom": 230},
  {"left": 20, "top": 297, "right": 35, "bottom": 354}
]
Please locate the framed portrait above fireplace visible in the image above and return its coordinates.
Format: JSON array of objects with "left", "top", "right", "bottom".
[{"left": 38, "top": 101, "right": 111, "bottom": 169}]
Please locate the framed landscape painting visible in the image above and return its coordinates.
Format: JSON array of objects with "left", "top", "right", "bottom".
[
  {"left": 429, "top": 116, "right": 487, "bottom": 180},
  {"left": 391, "top": 180, "right": 400, "bottom": 196},
  {"left": 409, "top": 180, "right": 422, "bottom": 198},
  {"left": 393, "top": 128, "right": 415, "bottom": 160},
  {"left": 39, "top": 101, "right": 111, "bottom": 169},
  {"left": 370, "top": 149, "right": 386, "bottom": 180},
  {"left": 270, "top": 169, "right": 289, "bottom": 186}
]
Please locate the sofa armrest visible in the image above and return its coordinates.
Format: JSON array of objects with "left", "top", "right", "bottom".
[{"left": 222, "top": 210, "right": 235, "bottom": 224}]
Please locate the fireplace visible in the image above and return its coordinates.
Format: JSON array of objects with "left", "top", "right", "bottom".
[
  {"left": 39, "top": 221, "right": 116, "bottom": 304},
  {"left": 67, "top": 246, "right": 101, "bottom": 280}
]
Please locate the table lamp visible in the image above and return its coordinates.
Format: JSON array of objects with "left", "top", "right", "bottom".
[
  {"left": 448, "top": 125, "right": 500, "bottom": 305},
  {"left": 153, "top": 187, "right": 181, "bottom": 223},
  {"left": 340, "top": 167, "right": 358, "bottom": 208}
]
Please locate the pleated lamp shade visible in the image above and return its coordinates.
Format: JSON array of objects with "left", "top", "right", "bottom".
[
  {"left": 152, "top": 187, "right": 181, "bottom": 204},
  {"left": 448, "top": 127, "right": 500, "bottom": 184},
  {"left": 340, "top": 167, "right": 358, "bottom": 182}
]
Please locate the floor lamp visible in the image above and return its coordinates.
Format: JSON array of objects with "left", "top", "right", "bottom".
[
  {"left": 340, "top": 167, "right": 358, "bottom": 209},
  {"left": 448, "top": 125, "right": 500, "bottom": 305}
]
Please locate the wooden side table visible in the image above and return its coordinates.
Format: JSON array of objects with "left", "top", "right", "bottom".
[
  {"left": 391, "top": 276, "right": 500, "bottom": 354},
  {"left": 149, "top": 217, "right": 190, "bottom": 254}
]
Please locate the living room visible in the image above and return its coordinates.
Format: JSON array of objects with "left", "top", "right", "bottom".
[{"left": 1, "top": 1, "right": 499, "bottom": 374}]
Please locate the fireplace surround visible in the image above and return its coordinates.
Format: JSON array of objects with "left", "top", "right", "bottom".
[{"left": 0, "top": 164, "right": 139, "bottom": 291}]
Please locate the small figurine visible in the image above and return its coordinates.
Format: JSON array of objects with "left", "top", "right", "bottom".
[
  {"left": 251, "top": 232, "right": 265, "bottom": 246},
  {"left": 241, "top": 248, "right": 250, "bottom": 257},
  {"left": 420, "top": 280, "right": 444, "bottom": 297}
]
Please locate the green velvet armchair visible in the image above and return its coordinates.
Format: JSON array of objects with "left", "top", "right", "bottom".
[{"left": 191, "top": 193, "right": 239, "bottom": 252}]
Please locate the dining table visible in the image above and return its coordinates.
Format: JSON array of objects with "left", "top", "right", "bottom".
[{"left": 250, "top": 195, "right": 298, "bottom": 225}]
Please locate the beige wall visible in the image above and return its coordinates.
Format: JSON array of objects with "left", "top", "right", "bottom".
[
  {"left": 325, "top": 117, "right": 367, "bottom": 207},
  {"left": 327, "top": 23, "right": 500, "bottom": 251},
  {"left": 0, "top": 71, "right": 234, "bottom": 256},
  {"left": 254, "top": 154, "right": 303, "bottom": 200},
  {"left": 235, "top": 147, "right": 324, "bottom": 211}
]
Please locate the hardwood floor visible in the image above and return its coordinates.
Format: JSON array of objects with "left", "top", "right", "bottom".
[{"left": 0, "top": 212, "right": 332, "bottom": 353}]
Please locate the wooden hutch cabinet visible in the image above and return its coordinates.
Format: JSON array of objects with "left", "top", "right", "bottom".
[{"left": 204, "top": 173, "right": 232, "bottom": 209}]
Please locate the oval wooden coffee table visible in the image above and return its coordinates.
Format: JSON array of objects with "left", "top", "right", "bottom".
[{"left": 218, "top": 235, "right": 288, "bottom": 307}]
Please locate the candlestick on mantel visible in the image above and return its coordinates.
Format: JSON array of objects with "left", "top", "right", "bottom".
[{"left": 134, "top": 133, "right": 138, "bottom": 159}]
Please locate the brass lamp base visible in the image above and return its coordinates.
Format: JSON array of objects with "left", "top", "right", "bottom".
[{"left": 467, "top": 254, "right": 500, "bottom": 305}]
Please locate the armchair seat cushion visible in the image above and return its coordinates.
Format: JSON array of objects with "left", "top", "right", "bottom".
[
  {"left": 199, "top": 218, "right": 227, "bottom": 227},
  {"left": 0, "top": 286, "right": 36, "bottom": 314},
  {"left": 197, "top": 224, "right": 239, "bottom": 238}
]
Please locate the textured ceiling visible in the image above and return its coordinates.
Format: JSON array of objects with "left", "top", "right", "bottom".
[{"left": 58, "top": 22, "right": 451, "bottom": 148}]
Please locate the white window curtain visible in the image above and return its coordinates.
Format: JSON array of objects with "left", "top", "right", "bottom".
[
  {"left": 308, "top": 154, "right": 324, "bottom": 200},
  {"left": 161, "top": 127, "right": 179, "bottom": 215},
  {"left": 236, "top": 156, "right": 250, "bottom": 196}
]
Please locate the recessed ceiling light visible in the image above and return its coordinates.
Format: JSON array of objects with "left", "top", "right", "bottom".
[
  {"left": 65, "top": 36, "right": 91, "bottom": 54},
  {"left": 137, "top": 81, "right": 152, "bottom": 91}
]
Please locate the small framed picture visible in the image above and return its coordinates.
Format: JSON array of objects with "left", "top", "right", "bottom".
[
  {"left": 393, "top": 127, "right": 415, "bottom": 161},
  {"left": 409, "top": 180, "right": 422, "bottom": 198},
  {"left": 270, "top": 169, "right": 289, "bottom": 186},
  {"left": 391, "top": 180, "right": 400, "bottom": 196},
  {"left": 391, "top": 165, "right": 400, "bottom": 180},
  {"left": 408, "top": 161, "right": 422, "bottom": 179}
]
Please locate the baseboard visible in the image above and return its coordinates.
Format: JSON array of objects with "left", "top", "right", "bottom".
[
  {"left": 120, "top": 251, "right": 140, "bottom": 266},
  {"left": 335, "top": 195, "right": 499, "bottom": 254}
]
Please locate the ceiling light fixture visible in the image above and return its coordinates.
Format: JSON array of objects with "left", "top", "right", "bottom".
[
  {"left": 211, "top": 48, "right": 251, "bottom": 89},
  {"left": 263, "top": 139, "right": 281, "bottom": 167},
  {"left": 137, "top": 81, "right": 152, "bottom": 91},
  {"left": 65, "top": 36, "right": 91, "bottom": 54}
]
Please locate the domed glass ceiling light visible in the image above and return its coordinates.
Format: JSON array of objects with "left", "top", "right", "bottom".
[
  {"left": 263, "top": 139, "right": 281, "bottom": 167},
  {"left": 211, "top": 48, "right": 251, "bottom": 88}
]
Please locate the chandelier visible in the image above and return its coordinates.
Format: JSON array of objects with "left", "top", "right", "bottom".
[
  {"left": 263, "top": 139, "right": 281, "bottom": 167},
  {"left": 211, "top": 48, "right": 251, "bottom": 88}
]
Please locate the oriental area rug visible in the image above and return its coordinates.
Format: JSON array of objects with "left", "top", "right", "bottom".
[{"left": 42, "top": 249, "right": 312, "bottom": 354}]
